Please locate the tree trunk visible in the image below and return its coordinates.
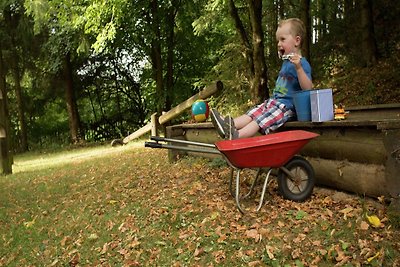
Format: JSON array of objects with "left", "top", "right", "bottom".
[
  {"left": 10, "top": 47, "right": 28, "bottom": 152},
  {"left": 5, "top": 6, "right": 28, "bottom": 152},
  {"left": 344, "top": 0, "right": 356, "bottom": 52},
  {"left": 64, "top": 52, "right": 81, "bottom": 144},
  {"left": 299, "top": 0, "right": 311, "bottom": 61},
  {"left": 359, "top": 0, "right": 377, "bottom": 66},
  {"left": 229, "top": 0, "right": 269, "bottom": 103},
  {"left": 228, "top": 0, "right": 254, "bottom": 77},
  {"left": 248, "top": 0, "right": 268, "bottom": 102},
  {"left": 0, "top": 44, "right": 13, "bottom": 174},
  {"left": 150, "top": 0, "right": 164, "bottom": 114},
  {"left": 165, "top": 2, "right": 178, "bottom": 111}
]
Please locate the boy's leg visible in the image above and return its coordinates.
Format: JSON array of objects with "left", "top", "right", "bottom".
[
  {"left": 233, "top": 114, "right": 253, "bottom": 130},
  {"left": 237, "top": 121, "right": 260, "bottom": 138}
]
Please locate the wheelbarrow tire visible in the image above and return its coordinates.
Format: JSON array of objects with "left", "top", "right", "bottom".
[{"left": 277, "top": 156, "right": 315, "bottom": 202}]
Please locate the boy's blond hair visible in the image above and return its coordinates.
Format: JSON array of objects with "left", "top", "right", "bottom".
[{"left": 278, "top": 18, "right": 306, "bottom": 48}]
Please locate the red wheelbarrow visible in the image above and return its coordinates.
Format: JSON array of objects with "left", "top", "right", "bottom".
[{"left": 145, "top": 130, "right": 319, "bottom": 213}]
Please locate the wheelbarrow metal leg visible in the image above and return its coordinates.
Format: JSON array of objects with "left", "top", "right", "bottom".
[
  {"left": 257, "top": 168, "right": 273, "bottom": 212},
  {"left": 235, "top": 169, "right": 245, "bottom": 214},
  {"left": 229, "top": 168, "right": 235, "bottom": 198},
  {"left": 243, "top": 168, "right": 263, "bottom": 199}
]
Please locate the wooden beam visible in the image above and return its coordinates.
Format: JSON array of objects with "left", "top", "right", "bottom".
[
  {"left": 159, "top": 81, "right": 223, "bottom": 125},
  {"left": 123, "top": 123, "right": 152, "bottom": 144}
]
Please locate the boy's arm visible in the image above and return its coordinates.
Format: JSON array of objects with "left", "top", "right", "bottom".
[
  {"left": 295, "top": 65, "right": 313, "bottom": 90},
  {"left": 290, "top": 55, "right": 313, "bottom": 90}
]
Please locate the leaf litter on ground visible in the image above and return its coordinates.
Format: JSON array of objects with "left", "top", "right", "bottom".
[{"left": 0, "top": 142, "right": 399, "bottom": 266}]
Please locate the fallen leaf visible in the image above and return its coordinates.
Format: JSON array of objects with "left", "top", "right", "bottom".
[
  {"left": 340, "top": 207, "right": 353, "bottom": 219},
  {"left": 265, "top": 245, "right": 275, "bottom": 259},
  {"left": 291, "top": 248, "right": 301, "bottom": 259},
  {"left": 130, "top": 238, "right": 141, "bottom": 248},
  {"left": 325, "top": 208, "right": 333, "bottom": 218},
  {"left": 245, "top": 229, "right": 260, "bottom": 242},
  {"left": 60, "top": 236, "right": 72, "bottom": 247},
  {"left": 88, "top": 233, "right": 98, "bottom": 240},
  {"left": 23, "top": 216, "right": 38, "bottom": 228},
  {"left": 69, "top": 251, "right": 80, "bottom": 267},
  {"left": 212, "top": 250, "right": 226, "bottom": 263},
  {"left": 367, "top": 251, "right": 380, "bottom": 262},
  {"left": 248, "top": 260, "right": 262, "bottom": 266},
  {"left": 193, "top": 247, "right": 204, "bottom": 257},
  {"left": 360, "top": 221, "right": 369, "bottom": 230},
  {"left": 365, "top": 214, "right": 381, "bottom": 228}
]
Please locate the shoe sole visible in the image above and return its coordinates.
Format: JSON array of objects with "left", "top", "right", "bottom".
[{"left": 210, "top": 109, "right": 226, "bottom": 138}]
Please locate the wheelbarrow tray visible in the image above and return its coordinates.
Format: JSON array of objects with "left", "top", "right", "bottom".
[{"left": 215, "top": 130, "right": 319, "bottom": 169}]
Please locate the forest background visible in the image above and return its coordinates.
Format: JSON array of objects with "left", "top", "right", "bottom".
[{"left": 0, "top": 0, "right": 399, "bottom": 156}]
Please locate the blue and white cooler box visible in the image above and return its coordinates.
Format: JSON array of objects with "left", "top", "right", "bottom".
[{"left": 310, "top": 89, "right": 334, "bottom": 122}]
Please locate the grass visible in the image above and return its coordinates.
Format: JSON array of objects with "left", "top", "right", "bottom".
[{"left": 0, "top": 141, "right": 399, "bottom": 266}]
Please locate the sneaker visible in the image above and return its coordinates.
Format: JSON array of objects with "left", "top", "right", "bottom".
[
  {"left": 224, "top": 116, "right": 239, "bottom": 140},
  {"left": 210, "top": 109, "right": 226, "bottom": 138}
]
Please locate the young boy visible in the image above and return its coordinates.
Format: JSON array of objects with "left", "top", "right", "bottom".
[{"left": 211, "top": 18, "right": 313, "bottom": 139}]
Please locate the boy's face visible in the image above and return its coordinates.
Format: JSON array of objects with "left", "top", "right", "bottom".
[{"left": 276, "top": 23, "right": 301, "bottom": 56}]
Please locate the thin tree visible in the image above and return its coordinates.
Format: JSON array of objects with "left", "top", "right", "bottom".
[
  {"left": 4, "top": 3, "right": 29, "bottom": 151},
  {"left": 228, "top": 0, "right": 269, "bottom": 103},
  {"left": 0, "top": 42, "right": 13, "bottom": 174},
  {"left": 359, "top": 0, "right": 377, "bottom": 66}
]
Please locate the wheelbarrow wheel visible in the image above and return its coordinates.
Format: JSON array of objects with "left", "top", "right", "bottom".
[{"left": 277, "top": 155, "right": 315, "bottom": 202}]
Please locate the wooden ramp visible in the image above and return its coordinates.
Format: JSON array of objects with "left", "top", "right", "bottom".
[{"left": 163, "top": 103, "right": 400, "bottom": 199}]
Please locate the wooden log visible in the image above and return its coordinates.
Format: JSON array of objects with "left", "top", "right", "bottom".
[
  {"left": 306, "top": 157, "right": 388, "bottom": 198},
  {"left": 300, "top": 128, "right": 387, "bottom": 165},
  {"left": 123, "top": 123, "right": 152, "bottom": 144},
  {"left": 158, "top": 81, "right": 223, "bottom": 125}
]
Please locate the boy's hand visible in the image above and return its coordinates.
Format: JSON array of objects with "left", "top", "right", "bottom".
[{"left": 289, "top": 53, "right": 302, "bottom": 69}]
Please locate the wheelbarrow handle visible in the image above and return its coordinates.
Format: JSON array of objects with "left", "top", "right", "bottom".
[
  {"left": 145, "top": 141, "right": 220, "bottom": 155},
  {"left": 150, "top": 136, "right": 165, "bottom": 142},
  {"left": 144, "top": 141, "right": 163, "bottom": 149},
  {"left": 150, "top": 136, "right": 216, "bottom": 148}
]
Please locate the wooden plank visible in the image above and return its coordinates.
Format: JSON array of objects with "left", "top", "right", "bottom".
[
  {"left": 377, "top": 120, "right": 400, "bottom": 130},
  {"left": 345, "top": 104, "right": 400, "bottom": 121},
  {"left": 346, "top": 103, "right": 400, "bottom": 111}
]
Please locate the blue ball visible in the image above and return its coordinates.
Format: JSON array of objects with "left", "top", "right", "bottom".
[{"left": 191, "top": 100, "right": 209, "bottom": 122}]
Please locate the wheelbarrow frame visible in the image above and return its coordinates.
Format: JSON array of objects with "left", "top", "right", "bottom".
[{"left": 145, "top": 130, "right": 318, "bottom": 213}]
